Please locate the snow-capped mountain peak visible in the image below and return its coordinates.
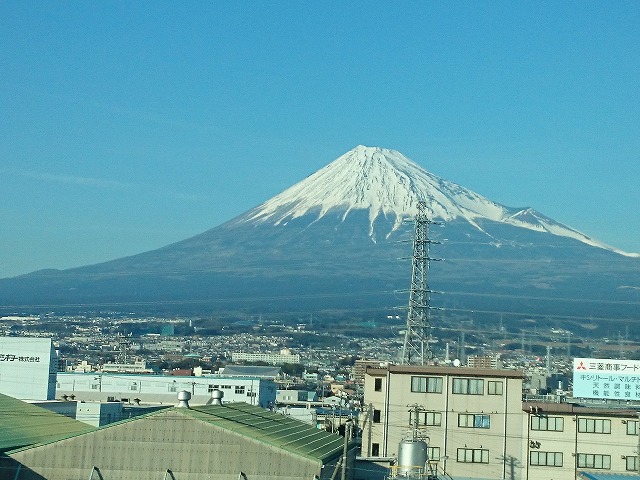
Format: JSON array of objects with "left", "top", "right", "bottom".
[
  {"left": 246, "top": 145, "right": 504, "bottom": 227},
  {"left": 243, "top": 145, "right": 636, "bottom": 256}
]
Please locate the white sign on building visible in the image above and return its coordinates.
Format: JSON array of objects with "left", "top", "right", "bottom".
[
  {"left": 0, "top": 337, "right": 57, "bottom": 400},
  {"left": 573, "top": 357, "right": 640, "bottom": 400}
]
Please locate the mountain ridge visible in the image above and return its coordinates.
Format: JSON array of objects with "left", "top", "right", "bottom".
[{"left": 0, "top": 145, "right": 638, "bottom": 324}]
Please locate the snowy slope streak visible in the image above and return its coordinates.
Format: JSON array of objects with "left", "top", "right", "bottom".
[{"left": 245, "top": 145, "right": 635, "bottom": 256}]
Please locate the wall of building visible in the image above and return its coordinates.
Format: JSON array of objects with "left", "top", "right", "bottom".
[
  {"left": 364, "top": 365, "right": 525, "bottom": 480},
  {"left": 56, "top": 372, "right": 276, "bottom": 407},
  {"left": 523, "top": 404, "right": 640, "bottom": 480},
  {"left": 364, "top": 365, "right": 640, "bottom": 480},
  {"left": 0, "top": 337, "right": 56, "bottom": 400},
  {"left": 75, "top": 401, "right": 124, "bottom": 427}
]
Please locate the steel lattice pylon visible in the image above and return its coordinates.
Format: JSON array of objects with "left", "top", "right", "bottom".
[{"left": 401, "top": 201, "right": 439, "bottom": 365}]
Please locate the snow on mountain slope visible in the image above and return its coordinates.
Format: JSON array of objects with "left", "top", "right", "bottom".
[{"left": 244, "top": 145, "right": 637, "bottom": 256}]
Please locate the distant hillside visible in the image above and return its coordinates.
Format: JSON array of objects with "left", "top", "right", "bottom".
[{"left": 1, "top": 146, "right": 638, "bottom": 333}]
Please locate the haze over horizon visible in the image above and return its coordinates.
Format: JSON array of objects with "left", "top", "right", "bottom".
[{"left": 1, "top": 2, "right": 638, "bottom": 278}]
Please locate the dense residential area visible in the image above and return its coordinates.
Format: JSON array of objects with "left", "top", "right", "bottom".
[{"left": 1, "top": 314, "right": 638, "bottom": 480}]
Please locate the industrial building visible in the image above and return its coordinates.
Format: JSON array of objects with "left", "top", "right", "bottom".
[
  {"left": 2, "top": 391, "right": 357, "bottom": 480},
  {"left": 56, "top": 371, "right": 277, "bottom": 407}
]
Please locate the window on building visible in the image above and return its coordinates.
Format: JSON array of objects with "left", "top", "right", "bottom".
[
  {"left": 577, "top": 453, "right": 611, "bottom": 469},
  {"left": 409, "top": 410, "right": 442, "bottom": 426},
  {"left": 487, "top": 381, "right": 503, "bottom": 395},
  {"left": 627, "top": 420, "right": 638, "bottom": 435},
  {"left": 529, "top": 451, "right": 563, "bottom": 467},
  {"left": 457, "top": 448, "right": 489, "bottom": 463},
  {"left": 208, "top": 384, "right": 215, "bottom": 393},
  {"left": 235, "top": 386, "right": 245, "bottom": 394},
  {"left": 578, "top": 418, "right": 611, "bottom": 434},
  {"left": 626, "top": 456, "right": 637, "bottom": 471},
  {"left": 373, "top": 409, "right": 381, "bottom": 423},
  {"left": 222, "top": 385, "right": 231, "bottom": 389},
  {"left": 428, "top": 447, "right": 441, "bottom": 461},
  {"left": 91, "top": 384, "right": 99, "bottom": 390},
  {"left": 452, "top": 378, "right": 484, "bottom": 395},
  {"left": 168, "top": 384, "right": 177, "bottom": 392},
  {"left": 371, "top": 443, "right": 380, "bottom": 456},
  {"left": 531, "top": 416, "right": 564, "bottom": 432},
  {"left": 458, "top": 413, "right": 490, "bottom": 429},
  {"left": 374, "top": 378, "right": 383, "bottom": 391},
  {"left": 130, "top": 382, "right": 138, "bottom": 391},
  {"left": 411, "top": 376, "right": 443, "bottom": 393}
]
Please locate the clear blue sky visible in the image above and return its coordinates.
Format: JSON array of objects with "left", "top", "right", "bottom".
[{"left": 1, "top": 2, "right": 638, "bottom": 278}]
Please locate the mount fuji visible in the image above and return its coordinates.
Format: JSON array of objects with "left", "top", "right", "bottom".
[
  {"left": 243, "top": 145, "right": 630, "bottom": 255},
  {"left": 1, "top": 146, "right": 638, "bottom": 327}
]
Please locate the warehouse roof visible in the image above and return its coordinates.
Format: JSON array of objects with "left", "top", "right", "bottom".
[
  {"left": 0, "top": 393, "right": 95, "bottom": 453},
  {"left": 182, "top": 402, "right": 349, "bottom": 463},
  {"left": 1, "top": 393, "right": 350, "bottom": 465}
]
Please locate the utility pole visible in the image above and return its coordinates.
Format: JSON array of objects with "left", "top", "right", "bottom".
[
  {"left": 410, "top": 404, "right": 424, "bottom": 440},
  {"left": 401, "top": 201, "right": 440, "bottom": 365},
  {"left": 367, "top": 403, "right": 373, "bottom": 457},
  {"left": 341, "top": 421, "right": 352, "bottom": 480}
]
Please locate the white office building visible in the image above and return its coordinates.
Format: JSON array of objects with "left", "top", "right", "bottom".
[{"left": 0, "top": 336, "right": 57, "bottom": 400}]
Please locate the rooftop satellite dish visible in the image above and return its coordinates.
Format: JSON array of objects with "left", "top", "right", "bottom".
[{"left": 453, "top": 359, "right": 461, "bottom": 367}]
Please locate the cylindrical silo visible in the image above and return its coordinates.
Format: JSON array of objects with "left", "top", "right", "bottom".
[{"left": 397, "top": 439, "right": 428, "bottom": 477}]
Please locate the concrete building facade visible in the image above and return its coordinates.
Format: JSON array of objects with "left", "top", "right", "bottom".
[
  {"left": 364, "top": 364, "right": 526, "bottom": 480},
  {"left": 56, "top": 372, "right": 277, "bottom": 407},
  {"left": 364, "top": 364, "right": 640, "bottom": 480},
  {"left": 523, "top": 401, "right": 640, "bottom": 480},
  {"left": 0, "top": 337, "right": 57, "bottom": 400}
]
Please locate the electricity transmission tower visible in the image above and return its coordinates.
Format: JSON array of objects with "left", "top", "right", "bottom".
[{"left": 401, "top": 201, "right": 440, "bottom": 365}]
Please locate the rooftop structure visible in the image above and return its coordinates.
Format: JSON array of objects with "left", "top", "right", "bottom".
[{"left": 4, "top": 398, "right": 357, "bottom": 480}]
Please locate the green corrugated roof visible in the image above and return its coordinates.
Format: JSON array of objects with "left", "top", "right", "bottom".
[
  {"left": 183, "top": 402, "right": 350, "bottom": 464},
  {"left": 0, "top": 393, "right": 95, "bottom": 453}
]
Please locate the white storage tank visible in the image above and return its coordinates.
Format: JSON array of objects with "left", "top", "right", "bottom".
[{"left": 397, "top": 438, "right": 428, "bottom": 477}]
